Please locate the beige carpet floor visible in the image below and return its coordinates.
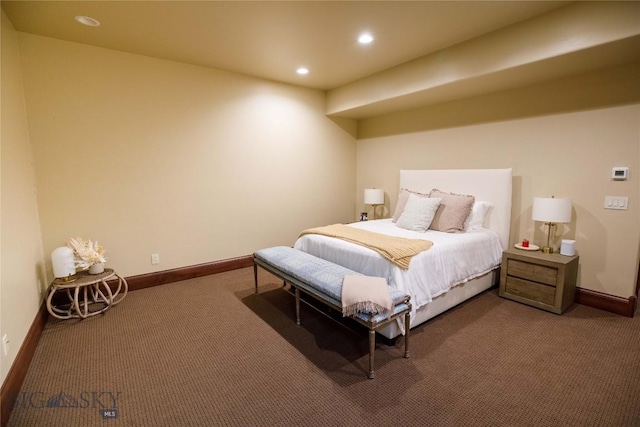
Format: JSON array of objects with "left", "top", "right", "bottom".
[{"left": 7, "top": 267, "right": 640, "bottom": 426}]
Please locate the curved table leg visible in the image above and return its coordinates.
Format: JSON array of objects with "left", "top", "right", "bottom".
[
  {"left": 72, "top": 285, "right": 85, "bottom": 319},
  {"left": 95, "top": 279, "right": 114, "bottom": 306},
  {"left": 46, "top": 285, "right": 74, "bottom": 320},
  {"left": 110, "top": 275, "right": 128, "bottom": 306}
]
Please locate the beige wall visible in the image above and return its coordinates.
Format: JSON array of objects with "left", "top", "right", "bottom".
[
  {"left": 17, "top": 33, "right": 357, "bottom": 279},
  {"left": 0, "top": 12, "right": 47, "bottom": 384},
  {"left": 356, "top": 67, "right": 640, "bottom": 300}
]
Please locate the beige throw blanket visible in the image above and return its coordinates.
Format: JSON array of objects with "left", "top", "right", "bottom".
[
  {"left": 299, "top": 224, "right": 433, "bottom": 270},
  {"left": 342, "top": 275, "right": 392, "bottom": 317}
]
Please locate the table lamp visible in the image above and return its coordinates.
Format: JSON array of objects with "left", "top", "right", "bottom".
[
  {"left": 51, "top": 246, "right": 76, "bottom": 282},
  {"left": 532, "top": 196, "right": 572, "bottom": 254},
  {"left": 364, "top": 188, "right": 384, "bottom": 220}
]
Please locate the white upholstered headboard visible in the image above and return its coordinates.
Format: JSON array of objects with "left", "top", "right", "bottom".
[{"left": 400, "top": 168, "right": 513, "bottom": 250}]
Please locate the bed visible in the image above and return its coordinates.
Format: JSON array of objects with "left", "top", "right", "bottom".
[{"left": 294, "top": 168, "right": 512, "bottom": 339}]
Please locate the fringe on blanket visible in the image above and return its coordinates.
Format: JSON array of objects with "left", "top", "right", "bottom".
[
  {"left": 342, "top": 301, "right": 391, "bottom": 318},
  {"left": 341, "top": 275, "right": 393, "bottom": 318}
]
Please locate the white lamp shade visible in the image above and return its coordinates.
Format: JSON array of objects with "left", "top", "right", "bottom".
[
  {"left": 51, "top": 246, "right": 76, "bottom": 278},
  {"left": 364, "top": 188, "right": 384, "bottom": 205},
  {"left": 532, "top": 197, "right": 572, "bottom": 223}
]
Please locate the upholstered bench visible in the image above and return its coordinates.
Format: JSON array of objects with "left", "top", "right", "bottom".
[{"left": 253, "top": 246, "right": 411, "bottom": 379}]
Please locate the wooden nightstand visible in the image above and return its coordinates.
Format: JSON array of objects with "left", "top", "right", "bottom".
[{"left": 499, "top": 248, "right": 579, "bottom": 314}]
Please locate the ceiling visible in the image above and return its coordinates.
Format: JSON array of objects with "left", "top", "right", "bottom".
[{"left": 2, "top": 0, "right": 570, "bottom": 91}]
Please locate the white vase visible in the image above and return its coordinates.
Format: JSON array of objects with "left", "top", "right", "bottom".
[{"left": 89, "top": 263, "right": 104, "bottom": 275}]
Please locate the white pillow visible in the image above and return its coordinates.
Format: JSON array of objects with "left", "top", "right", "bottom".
[
  {"left": 396, "top": 194, "right": 442, "bottom": 233},
  {"left": 464, "top": 201, "right": 493, "bottom": 231}
]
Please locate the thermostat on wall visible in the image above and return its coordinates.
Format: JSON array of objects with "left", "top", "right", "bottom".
[{"left": 612, "top": 167, "right": 629, "bottom": 180}]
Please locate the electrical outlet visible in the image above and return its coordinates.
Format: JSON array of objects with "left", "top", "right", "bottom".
[
  {"left": 2, "top": 335, "right": 9, "bottom": 356},
  {"left": 151, "top": 253, "right": 160, "bottom": 265}
]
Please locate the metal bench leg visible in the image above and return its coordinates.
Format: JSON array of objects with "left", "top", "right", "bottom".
[
  {"left": 404, "top": 311, "right": 410, "bottom": 358},
  {"left": 295, "top": 287, "right": 301, "bottom": 325},
  {"left": 368, "top": 329, "right": 375, "bottom": 379},
  {"left": 253, "top": 261, "right": 258, "bottom": 294}
]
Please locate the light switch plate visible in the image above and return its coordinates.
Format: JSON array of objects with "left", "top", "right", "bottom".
[{"left": 604, "top": 196, "right": 628, "bottom": 210}]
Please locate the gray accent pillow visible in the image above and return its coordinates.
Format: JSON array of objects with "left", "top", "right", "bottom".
[
  {"left": 429, "top": 189, "right": 475, "bottom": 233},
  {"left": 392, "top": 188, "right": 430, "bottom": 223},
  {"left": 396, "top": 194, "right": 442, "bottom": 233}
]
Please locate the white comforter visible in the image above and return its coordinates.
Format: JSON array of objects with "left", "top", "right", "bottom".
[{"left": 293, "top": 219, "right": 504, "bottom": 320}]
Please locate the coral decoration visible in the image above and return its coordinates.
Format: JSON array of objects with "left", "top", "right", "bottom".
[{"left": 66, "top": 237, "right": 107, "bottom": 270}]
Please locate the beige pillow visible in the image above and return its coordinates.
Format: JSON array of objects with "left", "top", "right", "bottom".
[
  {"left": 429, "top": 189, "right": 475, "bottom": 233},
  {"left": 392, "top": 188, "right": 430, "bottom": 222}
]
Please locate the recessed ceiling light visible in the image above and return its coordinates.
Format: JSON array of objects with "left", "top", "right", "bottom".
[
  {"left": 358, "top": 33, "right": 374, "bottom": 44},
  {"left": 74, "top": 15, "right": 101, "bottom": 27},
  {"left": 296, "top": 67, "right": 309, "bottom": 75}
]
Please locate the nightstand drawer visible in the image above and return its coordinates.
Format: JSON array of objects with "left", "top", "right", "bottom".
[
  {"left": 507, "top": 259, "right": 557, "bottom": 286},
  {"left": 505, "top": 276, "right": 555, "bottom": 306}
]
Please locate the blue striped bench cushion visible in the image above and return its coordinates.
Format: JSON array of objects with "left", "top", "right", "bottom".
[{"left": 254, "top": 246, "right": 409, "bottom": 319}]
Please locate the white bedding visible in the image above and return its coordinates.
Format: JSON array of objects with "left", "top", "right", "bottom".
[{"left": 293, "top": 218, "right": 504, "bottom": 322}]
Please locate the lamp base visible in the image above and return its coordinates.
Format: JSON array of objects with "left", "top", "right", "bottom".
[
  {"left": 542, "top": 222, "right": 557, "bottom": 255},
  {"left": 371, "top": 204, "right": 381, "bottom": 220}
]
